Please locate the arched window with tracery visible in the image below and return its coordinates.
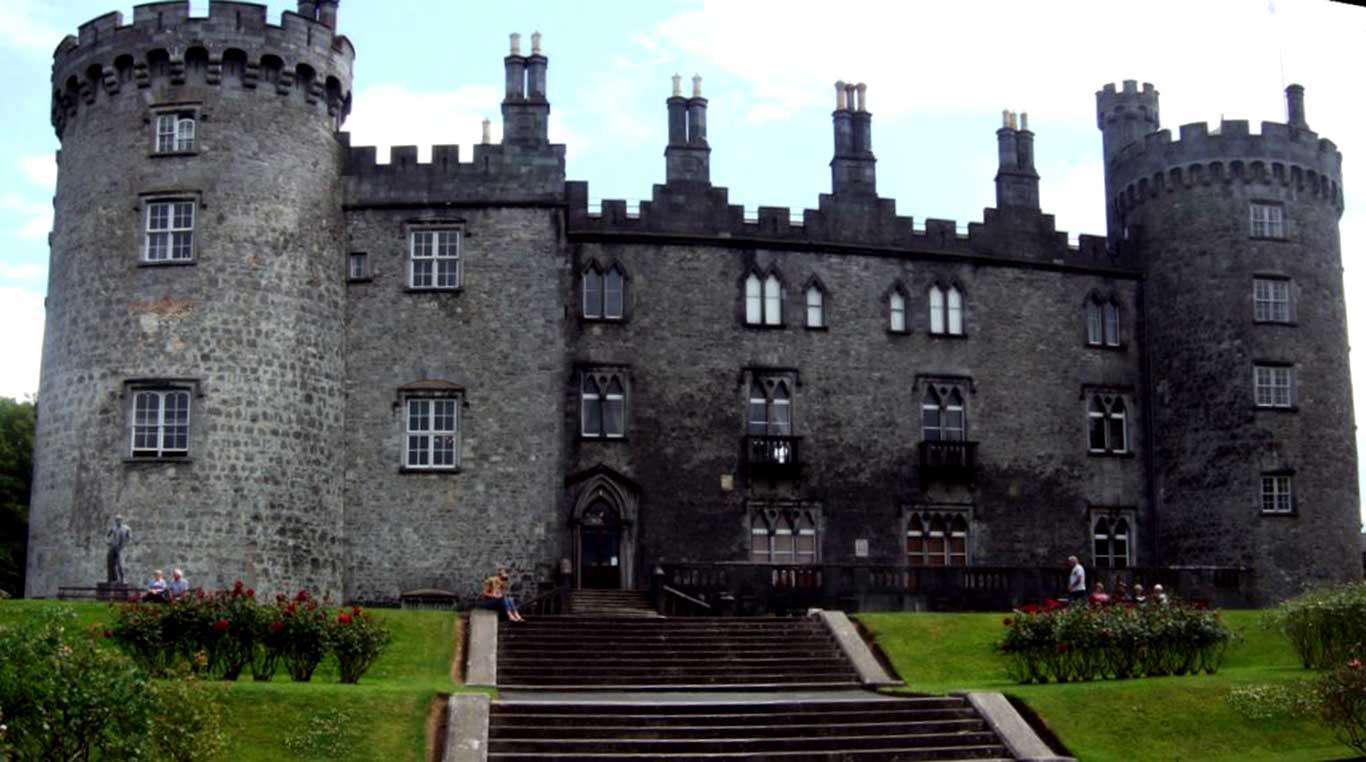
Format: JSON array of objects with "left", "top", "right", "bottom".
[
  {"left": 1093, "top": 515, "right": 1131, "bottom": 568},
  {"left": 745, "top": 271, "right": 782, "bottom": 325},
  {"left": 751, "top": 506, "right": 818, "bottom": 564},
  {"left": 583, "top": 263, "right": 625, "bottom": 320},
  {"left": 907, "top": 512, "right": 969, "bottom": 566},
  {"left": 922, "top": 387, "right": 965, "bottom": 442},
  {"left": 1088, "top": 394, "right": 1128, "bottom": 453}
]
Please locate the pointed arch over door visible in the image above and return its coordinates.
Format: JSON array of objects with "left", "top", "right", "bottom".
[{"left": 567, "top": 466, "right": 640, "bottom": 590}]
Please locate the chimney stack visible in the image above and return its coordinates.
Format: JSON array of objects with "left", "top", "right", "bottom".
[
  {"left": 1285, "top": 84, "right": 1308, "bottom": 130},
  {"left": 315, "top": 0, "right": 338, "bottom": 29},
  {"left": 501, "top": 32, "right": 549, "bottom": 145},
  {"left": 665, "top": 74, "right": 710, "bottom": 185},
  {"left": 831, "top": 81, "right": 875, "bottom": 197},
  {"left": 994, "top": 110, "right": 1040, "bottom": 210}
]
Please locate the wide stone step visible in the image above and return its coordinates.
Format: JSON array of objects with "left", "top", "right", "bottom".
[
  {"left": 498, "top": 655, "right": 847, "bottom": 667},
  {"left": 504, "top": 622, "right": 824, "bottom": 632},
  {"left": 488, "top": 732, "right": 1004, "bottom": 755},
  {"left": 486, "top": 752, "right": 1012, "bottom": 762},
  {"left": 497, "top": 680, "right": 864, "bottom": 691},
  {"left": 491, "top": 704, "right": 972, "bottom": 721},
  {"left": 498, "top": 666, "right": 857, "bottom": 680},
  {"left": 491, "top": 718, "right": 987, "bottom": 740},
  {"left": 494, "top": 708, "right": 980, "bottom": 728},
  {"left": 499, "top": 633, "right": 833, "bottom": 643}
]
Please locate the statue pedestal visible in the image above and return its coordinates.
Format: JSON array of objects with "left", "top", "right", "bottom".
[{"left": 96, "top": 582, "right": 138, "bottom": 602}]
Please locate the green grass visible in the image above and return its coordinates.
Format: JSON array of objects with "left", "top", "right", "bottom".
[
  {"left": 858, "top": 610, "right": 1356, "bottom": 762},
  {"left": 0, "top": 600, "right": 463, "bottom": 761}
]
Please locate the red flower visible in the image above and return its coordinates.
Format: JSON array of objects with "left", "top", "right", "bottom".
[
  {"left": 1349, "top": 659, "right": 1363, "bottom": 670},
  {"left": 351, "top": 605, "right": 362, "bottom": 616},
  {"left": 195, "top": 589, "right": 205, "bottom": 599},
  {"left": 338, "top": 613, "right": 353, "bottom": 625},
  {"left": 1020, "top": 604, "right": 1042, "bottom": 614},
  {"left": 1044, "top": 599, "right": 1064, "bottom": 611},
  {"left": 285, "top": 603, "right": 296, "bottom": 616},
  {"left": 234, "top": 580, "right": 244, "bottom": 589},
  {"left": 246, "top": 588, "right": 255, "bottom": 598},
  {"left": 1003, "top": 617, "right": 1013, "bottom": 627},
  {"left": 269, "top": 620, "right": 285, "bottom": 633},
  {"left": 213, "top": 618, "right": 230, "bottom": 632},
  {"left": 295, "top": 590, "right": 310, "bottom": 603},
  {"left": 1056, "top": 642, "right": 1069, "bottom": 653},
  {"left": 103, "top": 629, "right": 113, "bottom": 638}
]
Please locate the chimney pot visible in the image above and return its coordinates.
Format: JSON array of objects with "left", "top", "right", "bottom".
[
  {"left": 856, "top": 83, "right": 867, "bottom": 112},
  {"left": 692, "top": 74, "right": 703, "bottom": 98},
  {"left": 509, "top": 33, "right": 521, "bottom": 56},
  {"left": 672, "top": 73, "right": 682, "bottom": 97},
  {"left": 481, "top": 118, "right": 491, "bottom": 145},
  {"left": 1020, "top": 112, "right": 1028, "bottom": 131},
  {"left": 531, "top": 31, "right": 542, "bottom": 55},
  {"left": 835, "top": 81, "right": 847, "bottom": 111}
]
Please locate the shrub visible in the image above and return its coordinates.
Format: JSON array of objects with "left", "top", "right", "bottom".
[
  {"left": 0, "top": 606, "right": 224, "bottom": 760},
  {"left": 1000, "top": 597, "right": 1233, "bottom": 683},
  {"left": 327, "top": 605, "right": 392, "bottom": 684},
  {"left": 279, "top": 590, "right": 330, "bottom": 682},
  {"left": 1315, "top": 658, "right": 1366, "bottom": 756},
  {"left": 1267, "top": 582, "right": 1366, "bottom": 669}
]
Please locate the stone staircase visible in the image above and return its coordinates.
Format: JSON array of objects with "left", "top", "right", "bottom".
[
  {"left": 497, "top": 616, "right": 861, "bottom": 691},
  {"left": 567, "top": 589, "right": 662, "bottom": 617},
  {"left": 486, "top": 695, "right": 1014, "bottom": 761}
]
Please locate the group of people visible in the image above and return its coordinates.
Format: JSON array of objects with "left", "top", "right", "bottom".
[
  {"left": 1066, "top": 555, "right": 1171, "bottom": 607},
  {"left": 143, "top": 568, "right": 190, "bottom": 602}
]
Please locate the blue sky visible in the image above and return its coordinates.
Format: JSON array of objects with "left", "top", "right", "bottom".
[{"left": 1, "top": 0, "right": 1363, "bottom": 518}]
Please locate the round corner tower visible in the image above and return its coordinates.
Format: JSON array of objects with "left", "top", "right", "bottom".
[
  {"left": 1097, "top": 80, "right": 1357, "bottom": 603},
  {"left": 28, "top": 1, "right": 354, "bottom": 598}
]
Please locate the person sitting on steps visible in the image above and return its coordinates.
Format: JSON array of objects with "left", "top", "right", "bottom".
[{"left": 481, "top": 566, "right": 525, "bottom": 622}]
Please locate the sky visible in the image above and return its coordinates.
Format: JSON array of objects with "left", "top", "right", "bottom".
[{"left": 1, "top": 0, "right": 1363, "bottom": 519}]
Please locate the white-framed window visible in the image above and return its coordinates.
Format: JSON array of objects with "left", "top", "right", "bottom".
[
  {"left": 1254, "top": 365, "right": 1294, "bottom": 408},
  {"left": 748, "top": 378, "right": 793, "bottom": 437},
  {"left": 750, "top": 505, "right": 818, "bottom": 564},
  {"left": 805, "top": 285, "right": 825, "bottom": 328},
  {"left": 889, "top": 290, "right": 907, "bottom": 332},
  {"left": 1250, "top": 202, "right": 1285, "bottom": 239},
  {"left": 1086, "top": 297, "right": 1121, "bottom": 346},
  {"left": 906, "top": 512, "right": 969, "bottom": 567},
  {"left": 155, "top": 112, "right": 195, "bottom": 152},
  {"left": 1088, "top": 394, "right": 1128, "bottom": 453},
  {"left": 144, "top": 199, "right": 195, "bottom": 262},
  {"left": 130, "top": 388, "right": 191, "bottom": 458},
  {"left": 1254, "top": 278, "right": 1291, "bottom": 323},
  {"left": 581, "top": 370, "right": 626, "bottom": 438},
  {"left": 744, "top": 272, "right": 782, "bottom": 325},
  {"left": 409, "top": 229, "right": 460, "bottom": 289},
  {"left": 404, "top": 395, "right": 460, "bottom": 470},
  {"left": 929, "top": 285, "right": 964, "bottom": 335},
  {"left": 922, "top": 386, "right": 966, "bottom": 442},
  {"left": 1092, "top": 514, "right": 1132, "bottom": 569},
  {"left": 1260, "top": 473, "right": 1294, "bottom": 514},
  {"left": 348, "top": 252, "right": 369, "bottom": 281},
  {"left": 583, "top": 263, "right": 625, "bottom": 320}
]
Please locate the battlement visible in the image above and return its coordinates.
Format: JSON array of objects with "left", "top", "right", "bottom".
[
  {"left": 340, "top": 137, "right": 566, "bottom": 206},
  {"left": 52, "top": 2, "right": 354, "bottom": 138},
  {"left": 1108, "top": 119, "right": 1344, "bottom": 215},
  {"left": 564, "top": 181, "right": 1121, "bottom": 271}
]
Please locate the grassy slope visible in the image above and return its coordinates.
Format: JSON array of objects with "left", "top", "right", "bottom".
[
  {"left": 858, "top": 610, "right": 1353, "bottom": 762},
  {"left": 0, "top": 601, "right": 462, "bottom": 761}
]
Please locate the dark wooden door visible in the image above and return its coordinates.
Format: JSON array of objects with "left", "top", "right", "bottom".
[{"left": 579, "top": 499, "right": 622, "bottom": 589}]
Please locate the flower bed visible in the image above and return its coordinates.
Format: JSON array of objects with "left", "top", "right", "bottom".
[
  {"left": 1000, "top": 598, "right": 1233, "bottom": 683},
  {"left": 109, "top": 582, "right": 390, "bottom": 684}
]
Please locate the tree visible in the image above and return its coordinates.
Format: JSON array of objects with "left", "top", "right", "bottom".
[{"left": 0, "top": 396, "right": 35, "bottom": 597}]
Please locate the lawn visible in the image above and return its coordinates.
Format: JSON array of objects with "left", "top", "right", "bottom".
[
  {"left": 858, "top": 609, "right": 1356, "bottom": 762},
  {"left": 0, "top": 600, "right": 464, "bottom": 761}
]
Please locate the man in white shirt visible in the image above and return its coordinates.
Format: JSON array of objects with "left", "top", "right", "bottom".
[{"left": 1067, "top": 555, "right": 1086, "bottom": 604}]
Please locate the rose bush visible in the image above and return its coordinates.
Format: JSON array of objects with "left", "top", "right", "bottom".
[
  {"left": 1267, "top": 582, "right": 1366, "bottom": 669},
  {"left": 1000, "top": 597, "right": 1233, "bottom": 683},
  {"left": 326, "top": 605, "right": 391, "bottom": 684}
]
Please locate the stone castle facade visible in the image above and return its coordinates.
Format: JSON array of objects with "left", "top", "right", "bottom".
[{"left": 27, "top": 1, "right": 1359, "bottom": 606}]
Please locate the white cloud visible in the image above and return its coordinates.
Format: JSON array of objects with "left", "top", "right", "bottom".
[
  {"left": 20, "top": 154, "right": 56, "bottom": 190},
  {"left": 0, "top": 287, "right": 44, "bottom": 400},
  {"left": 745, "top": 103, "right": 791, "bottom": 124},
  {"left": 1040, "top": 161, "right": 1106, "bottom": 242},
  {"left": 0, "top": 193, "right": 52, "bottom": 241},
  {"left": 1, "top": 263, "right": 46, "bottom": 281}
]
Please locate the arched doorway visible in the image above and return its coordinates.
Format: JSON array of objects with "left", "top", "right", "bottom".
[{"left": 578, "top": 499, "right": 622, "bottom": 589}]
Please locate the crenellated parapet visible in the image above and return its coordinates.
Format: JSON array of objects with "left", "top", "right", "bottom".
[
  {"left": 1107, "top": 119, "right": 1344, "bottom": 218},
  {"left": 340, "top": 137, "right": 566, "bottom": 207},
  {"left": 565, "top": 181, "right": 1120, "bottom": 271},
  {"left": 52, "top": 1, "right": 354, "bottom": 138}
]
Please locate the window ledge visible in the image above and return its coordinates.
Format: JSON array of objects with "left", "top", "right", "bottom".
[
  {"left": 124, "top": 457, "right": 194, "bottom": 466},
  {"left": 581, "top": 316, "right": 627, "bottom": 324},
  {"left": 1259, "top": 510, "right": 1298, "bottom": 518},
  {"left": 743, "top": 323, "right": 787, "bottom": 330},
  {"left": 398, "top": 466, "right": 462, "bottom": 475},
  {"left": 404, "top": 287, "right": 462, "bottom": 294},
  {"left": 1253, "top": 405, "right": 1299, "bottom": 413},
  {"left": 929, "top": 332, "right": 969, "bottom": 340},
  {"left": 1250, "top": 235, "right": 1288, "bottom": 242},
  {"left": 579, "top": 435, "right": 628, "bottom": 442},
  {"left": 138, "top": 259, "right": 196, "bottom": 268},
  {"left": 803, "top": 325, "right": 828, "bottom": 332},
  {"left": 148, "top": 150, "right": 200, "bottom": 159},
  {"left": 1087, "top": 450, "right": 1136, "bottom": 459},
  {"left": 1085, "top": 342, "right": 1127, "bottom": 351},
  {"left": 1252, "top": 320, "right": 1297, "bottom": 327},
  {"left": 347, "top": 276, "right": 373, "bottom": 284},
  {"left": 886, "top": 328, "right": 911, "bottom": 337}
]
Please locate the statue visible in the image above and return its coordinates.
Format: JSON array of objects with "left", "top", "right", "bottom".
[{"left": 106, "top": 515, "right": 132, "bottom": 584}]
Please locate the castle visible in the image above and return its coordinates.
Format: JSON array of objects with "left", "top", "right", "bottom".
[{"left": 27, "top": 1, "right": 1359, "bottom": 607}]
